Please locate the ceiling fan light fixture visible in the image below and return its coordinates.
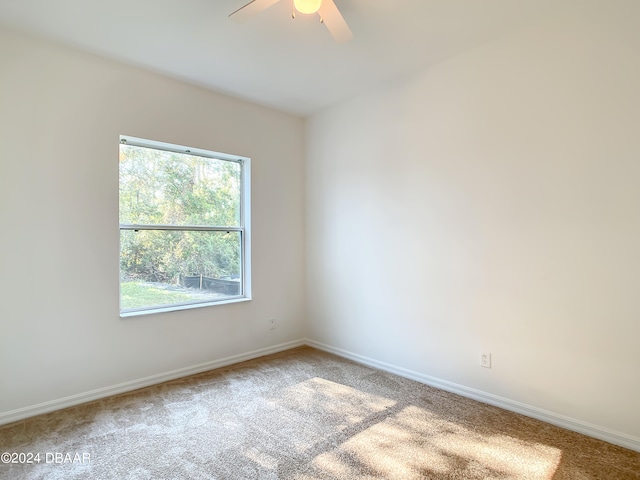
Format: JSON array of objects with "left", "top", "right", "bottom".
[
  {"left": 230, "top": 0, "right": 352, "bottom": 43},
  {"left": 293, "top": 0, "right": 322, "bottom": 15}
]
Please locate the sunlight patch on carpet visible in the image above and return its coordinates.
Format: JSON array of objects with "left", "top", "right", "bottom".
[
  {"left": 308, "top": 405, "right": 562, "bottom": 480},
  {"left": 271, "top": 377, "right": 396, "bottom": 431}
]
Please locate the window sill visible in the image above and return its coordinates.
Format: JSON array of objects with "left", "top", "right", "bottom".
[{"left": 120, "top": 296, "right": 251, "bottom": 318}]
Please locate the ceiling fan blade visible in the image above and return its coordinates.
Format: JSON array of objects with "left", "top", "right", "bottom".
[
  {"left": 318, "top": 0, "right": 353, "bottom": 43},
  {"left": 229, "top": 0, "right": 282, "bottom": 23}
]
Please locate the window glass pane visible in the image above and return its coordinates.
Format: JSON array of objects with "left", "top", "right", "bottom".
[
  {"left": 120, "top": 230, "right": 242, "bottom": 311},
  {"left": 119, "top": 144, "right": 241, "bottom": 226}
]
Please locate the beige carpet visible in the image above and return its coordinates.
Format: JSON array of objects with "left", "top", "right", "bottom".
[{"left": 1, "top": 347, "right": 638, "bottom": 479}]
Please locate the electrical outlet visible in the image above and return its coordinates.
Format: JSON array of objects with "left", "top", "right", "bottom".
[
  {"left": 481, "top": 352, "right": 491, "bottom": 368},
  {"left": 268, "top": 318, "right": 276, "bottom": 330}
]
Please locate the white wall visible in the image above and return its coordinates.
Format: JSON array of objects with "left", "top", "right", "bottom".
[
  {"left": 0, "top": 27, "right": 305, "bottom": 418},
  {"left": 306, "top": 3, "right": 640, "bottom": 441}
]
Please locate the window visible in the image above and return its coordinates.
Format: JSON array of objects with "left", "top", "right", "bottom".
[{"left": 119, "top": 135, "right": 251, "bottom": 316}]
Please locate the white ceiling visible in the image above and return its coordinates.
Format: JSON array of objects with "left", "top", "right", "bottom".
[{"left": 0, "top": 0, "right": 565, "bottom": 117}]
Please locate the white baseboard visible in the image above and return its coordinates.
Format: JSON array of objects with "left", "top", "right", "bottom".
[
  {"left": 305, "top": 339, "right": 640, "bottom": 453},
  {"left": 0, "top": 339, "right": 306, "bottom": 426},
  {"left": 4, "top": 338, "right": 639, "bottom": 453}
]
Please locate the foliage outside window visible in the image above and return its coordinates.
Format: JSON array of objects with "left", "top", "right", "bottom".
[{"left": 119, "top": 136, "right": 251, "bottom": 316}]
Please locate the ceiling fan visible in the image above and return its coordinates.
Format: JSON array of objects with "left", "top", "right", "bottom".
[{"left": 229, "top": 0, "right": 353, "bottom": 43}]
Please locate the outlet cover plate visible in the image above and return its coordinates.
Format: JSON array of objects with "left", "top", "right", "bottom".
[{"left": 481, "top": 352, "right": 491, "bottom": 368}]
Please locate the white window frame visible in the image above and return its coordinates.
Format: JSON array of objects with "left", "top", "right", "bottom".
[{"left": 119, "top": 135, "right": 251, "bottom": 317}]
